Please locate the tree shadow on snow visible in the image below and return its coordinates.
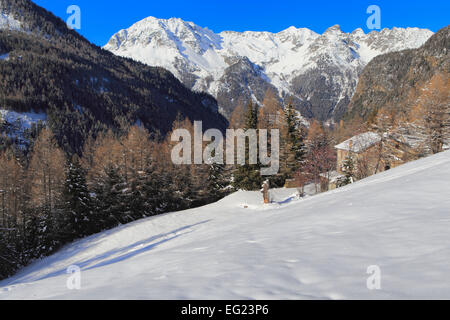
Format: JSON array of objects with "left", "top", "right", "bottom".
[{"left": 30, "top": 220, "right": 211, "bottom": 282}]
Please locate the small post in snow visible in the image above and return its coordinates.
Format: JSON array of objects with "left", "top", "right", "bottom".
[{"left": 261, "top": 180, "right": 270, "bottom": 204}]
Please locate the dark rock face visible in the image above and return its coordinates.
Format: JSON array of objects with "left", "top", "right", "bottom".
[
  {"left": 346, "top": 26, "right": 449, "bottom": 121},
  {"left": 291, "top": 63, "right": 363, "bottom": 121},
  {"left": 215, "top": 57, "right": 279, "bottom": 118},
  {"left": 105, "top": 17, "right": 433, "bottom": 123}
]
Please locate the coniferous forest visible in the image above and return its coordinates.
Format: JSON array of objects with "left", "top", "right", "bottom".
[
  {"left": 0, "top": 0, "right": 228, "bottom": 155},
  {"left": 0, "top": 86, "right": 345, "bottom": 279},
  {"left": 0, "top": 122, "right": 229, "bottom": 279}
]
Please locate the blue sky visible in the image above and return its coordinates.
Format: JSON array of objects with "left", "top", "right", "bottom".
[{"left": 33, "top": 0, "right": 449, "bottom": 46}]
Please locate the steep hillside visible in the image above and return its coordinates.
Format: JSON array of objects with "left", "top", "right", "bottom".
[
  {"left": 346, "top": 25, "right": 449, "bottom": 121},
  {"left": 1, "top": 151, "right": 450, "bottom": 299},
  {"left": 104, "top": 17, "right": 432, "bottom": 120},
  {"left": 0, "top": 0, "right": 227, "bottom": 153}
]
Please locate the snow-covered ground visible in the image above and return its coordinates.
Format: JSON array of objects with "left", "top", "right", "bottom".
[
  {"left": 0, "top": 109, "right": 47, "bottom": 148},
  {"left": 0, "top": 12, "right": 21, "bottom": 31},
  {"left": 0, "top": 110, "right": 47, "bottom": 128},
  {"left": 1, "top": 151, "right": 450, "bottom": 300},
  {"left": 0, "top": 53, "right": 9, "bottom": 61}
]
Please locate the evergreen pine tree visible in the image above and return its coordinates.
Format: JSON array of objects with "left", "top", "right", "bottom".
[
  {"left": 206, "top": 150, "right": 228, "bottom": 201},
  {"left": 0, "top": 228, "right": 18, "bottom": 279},
  {"left": 59, "top": 156, "right": 93, "bottom": 241},
  {"left": 172, "top": 165, "right": 195, "bottom": 210},
  {"left": 139, "top": 169, "right": 165, "bottom": 216},
  {"left": 232, "top": 101, "right": 263, "bottom": 190},
  {"left": 126, "top": 169, "right": 147, "bottom": 220},
  {"left": 338, "top": 155, "right": 355, "bottom": 187},
  {"left": 282, "top": 104, "right": 306, "bottom": 179},
  {"left": 24, "top": 206, "right": 60, "bottom": 259},
  {"left": 93, "top": 165, "right": 129, "bottom": 229}
]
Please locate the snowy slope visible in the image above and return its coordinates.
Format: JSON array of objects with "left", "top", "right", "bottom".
[
  {"left": 1, "top": 151, "right": 450, "bottom": 299},
  {"left": 0, "top": 12, "right": 21, "bottom": 31},
  {"left": 0, "top": 109, "right": 47, "bottom": 148},
  {"left": 0, "top": 109, "right": 47, "bottom": 129},
  {"left": 104, "top": 18, "right": 433, "bottom": 119}
]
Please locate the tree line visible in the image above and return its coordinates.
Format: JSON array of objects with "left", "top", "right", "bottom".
[
  {"left": 229, "top": 89, "right": 337, "bottom": 192},
  {"left": 0, "top": 122, "right": 228, "bottom": 280},
  {"left": 0, "top": 88, "right": 340, "bottom": 280},
  {"left": 0, "top": 24, "right": 227, "bottom": 155}
]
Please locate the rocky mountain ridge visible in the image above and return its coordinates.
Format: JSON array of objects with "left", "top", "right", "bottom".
[{"left": 105, "top": 17, "right": 433, "bottom": 120}]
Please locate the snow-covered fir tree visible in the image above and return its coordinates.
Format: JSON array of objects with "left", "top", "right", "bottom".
[{"left": 59, "top": 156, "right": 94, "bottom": 241}]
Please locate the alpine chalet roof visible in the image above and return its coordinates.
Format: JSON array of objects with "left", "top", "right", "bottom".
[{"left": 335, "top": 132, "right": 381, "bottom": 153}]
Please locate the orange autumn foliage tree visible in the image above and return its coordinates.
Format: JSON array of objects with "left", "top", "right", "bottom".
[
  {"left": 409, "top": 73, "right": 450, "bottom": 154},
  {"left": 28, "top": 128, "right": 66, "bottom": 210}
]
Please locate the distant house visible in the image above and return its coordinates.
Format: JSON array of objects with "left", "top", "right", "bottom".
[
  {"left": 336, "top": 131, "right": 421, "bottom": 175},
  {"left": 320, "top": 131, "right": 419, "bottom": 191},
  {"left": 314, "top": 132, "right": 383, "bottom": 192},
  {"left": 335, "top": 132, "right": 383, "bottom": 175},
  {"left": 287, "top": 130, "right": 422, "bottom": 192}
]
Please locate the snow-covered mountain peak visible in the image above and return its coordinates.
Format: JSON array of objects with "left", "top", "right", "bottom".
[
  {"left": 280, "top": 26, "right": 298, "bottom": 33},
  {"left": 274, "top": 26, "right": 319, "bottom": 47},
  {"left": 351, "top": 28, "right": 365, "bottom": 36},
  {"left": 324, "top": 24, "right": 343, "bottom": 34},
  {"left": 104, "top": 17, "right": 434, "bottom": 120},
  {"left": 106, "top": 16, "right": 223, "bottom": 60}
]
